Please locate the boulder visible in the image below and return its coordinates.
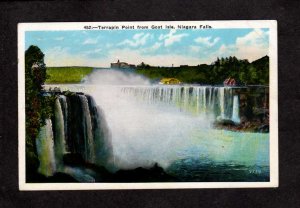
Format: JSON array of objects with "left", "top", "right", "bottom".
[
  {"left": 112, "top": 163, "right": 176, "bottom": 182},
  {"left": 257, "top": 124, "right": 269, "bottom": 133},
  {"left": 215, "top": 117, "right": 236, "bottom": 126}
]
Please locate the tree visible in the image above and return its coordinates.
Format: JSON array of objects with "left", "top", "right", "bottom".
[
  {"left": 25, "top": 45, "right": 47, "bottom": 140},
  {"left": 25, "top": 45, "right": 48, "bottom": 179},
  {"left": 139, "top": 62, "right": 146, "bottom": 68},
  {"left": 135, "top": 55, "right": 268, "bottom": 85}
]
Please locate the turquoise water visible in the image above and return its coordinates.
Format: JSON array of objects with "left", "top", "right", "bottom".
[
  {"left": 44, "top": 82, "right": 270, "bottom": 182},
  {"left": 167, "top": 129, "right": 269, "bottom": 181}
]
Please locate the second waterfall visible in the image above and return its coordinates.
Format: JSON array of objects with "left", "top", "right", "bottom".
[
  {"left": 122, "top": 85, "right": 240, "bottom": 122},
  {"left": 36, "top": 93, "right": 113, "bottom": 177}
]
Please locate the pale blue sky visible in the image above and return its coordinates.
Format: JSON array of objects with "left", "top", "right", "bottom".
[{"left": 25, "top": 28, "right": 269, "bottom": 67}]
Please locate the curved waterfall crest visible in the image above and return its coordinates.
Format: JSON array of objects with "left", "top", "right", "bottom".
[{"left": 121, "top": 85, "right": 239, "bottom": 121}]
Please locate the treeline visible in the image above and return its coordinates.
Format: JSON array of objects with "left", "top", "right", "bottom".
[{"left": 136, "top": 56, "right": 269, "bottom": 85}]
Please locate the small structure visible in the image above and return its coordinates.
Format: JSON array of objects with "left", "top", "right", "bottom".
[
  {"left": 110, "top": 59, "right": 136, "bottom": 69},
  {"left": 223, "top": 77, "right": 236, "bottom": 86},
  {"left": 159, "top": 78, "right": 181, "bottom": 85}
]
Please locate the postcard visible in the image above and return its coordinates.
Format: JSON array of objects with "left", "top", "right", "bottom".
[{"left": 18, "top": 21, "right": 278, "bottom": 190}]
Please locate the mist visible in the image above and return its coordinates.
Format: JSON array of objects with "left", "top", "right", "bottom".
[
  {"left": 84, "top": 69, "right": 214, "bottom": 170},
  {"left": 83, "top": 69, "right": 151, "bottom": 85}
]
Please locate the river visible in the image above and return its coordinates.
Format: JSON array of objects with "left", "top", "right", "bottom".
[{"left": 42, "top": 69, "right": 269, "bottom": 182}]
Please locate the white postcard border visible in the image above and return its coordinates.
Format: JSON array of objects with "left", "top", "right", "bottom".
[{"left": 18, "top": 20, "right": 278, "bottom": 190}]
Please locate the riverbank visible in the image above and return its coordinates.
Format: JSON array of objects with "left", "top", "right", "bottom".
[
  {"left": 214, "top": 120, "right": 269, "bottom": 133},
  {"left": 27, "top": 160, "right": 176, "bottom": 183},
  {"left": 213, "top": 110, "right": 269, "bottom": 133}
]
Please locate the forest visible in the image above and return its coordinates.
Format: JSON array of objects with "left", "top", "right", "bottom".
[{"left": 136, "top": 55, "right": 269, "bottom": 85}]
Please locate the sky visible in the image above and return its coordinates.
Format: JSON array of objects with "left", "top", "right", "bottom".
[{"left": 25, "top": 28, "right": 269, "bottom": 67}]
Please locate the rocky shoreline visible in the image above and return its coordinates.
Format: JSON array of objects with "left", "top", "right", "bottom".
[
  {"left": 214, "top": 121, "right": 269, "bottom": 133},
  {"left": 213, "top": 86, "right": 270, "bottom": 133},
  {"left": 27, "top": 153, "right": 176, "bottom": 183},
  {"left": 214, "top": 108, "right": 269, "bottom": 133}
]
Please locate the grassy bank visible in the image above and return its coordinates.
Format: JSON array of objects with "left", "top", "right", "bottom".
[{"left": 46, "top": 67, "right": 94, "bottom": 83}]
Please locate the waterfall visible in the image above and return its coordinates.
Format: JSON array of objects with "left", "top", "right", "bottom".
[
  {"left": 86, "top": 95, "right": 113, "bottom": 167},
  {"left": 53, "top": 97, "right": 67, "bottom": 170},
  {"left": 36, "top": 119, "right": 56, "bottom": 177},
  {"left": 232, "top": 95, "right": 241, "bottom": 124},
  {"left": 121, "top": 85, "right": 235, "bottom": 120},
  {"left": 59, "top": 95, "right": 69, "bottom": 151},
  {"left": 36, "top": 93, "right": 112, "bottom": 177},
  {"left": 67, "top": 94, "right": 84, "bottom": 155},
  {"left": 219, "top": 87, "right": 225, "bottom": 119},
  {"left": 79, "top": 95, "right": 96, "bottom": 163},
  {"left": 183, "top": 86, "right": 190, "bottom": 109},
  {"left": 202, "top": 87, "right": 206, "bottom": 112},
  {"left": 217, "top": 87, "right": 233, "bottom": 120}
]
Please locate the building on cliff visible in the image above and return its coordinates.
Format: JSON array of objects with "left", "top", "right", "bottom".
[{"left": 110, "top": 60, "right": 136, "bottom": 69}]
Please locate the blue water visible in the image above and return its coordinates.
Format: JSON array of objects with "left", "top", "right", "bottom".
[
  {"left": 166, "top": 129, "right": 269, "bottom": 182},
  {"left": 44, "top": 82, "right": 270, "bottom": 182}
]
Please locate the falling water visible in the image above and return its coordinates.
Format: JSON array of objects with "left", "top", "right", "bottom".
[
  {"left": 36, "top": 119, "right": 56, "bottom": 177},
  {"left": 86, "top": 95, "right": 113, "bottom": 167},
  {"left": 59, "top": 95, "right": 69, "bottom": 151},
  {"left": 53, "top": 97, "right": 67, "bottom": 170},
  {"left": 38, "top": 69, "right": 269, "bottom": 182},
  {"left": 36, "top": 92, "right": 112, "bottom": 178},
  {"left": 219, "top": 87, "right": 225, "bottom": 118},
  {"left": 79, "top": 95, "right": 96, "bottom": 163},
  {"left": 122, "top": 85, "right": 236, "bottom": 120},
  {"left": 42, "top": 82, "right": 243, "bottom": 173},
  {"left": 232, "top": 95, "right": 241, "bottom": 124}
]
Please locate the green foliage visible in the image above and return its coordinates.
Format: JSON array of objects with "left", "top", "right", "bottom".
[
  {"left": 25, "top": 45, "right": 46, "bottom": 176},
  {"left": 249, "top": 55, "right": 269, "bottom": 85},
  {"left": 136, "top": 56, "right": 269, "bottom": 85},
  {"left": 25, "top": 45, "right": 57, "bottom": 170},
  {"left": 25, "top": 46, "right": 47, "bottom": 144},
  {"left": 137, "top": 65, "right": 208, "bottom": 83},
  {"left": 40, "top": 95, "right": 57, "bottom": 125},
  {"left": 46, "top": 67, "right": 93, "bottom": 83}
]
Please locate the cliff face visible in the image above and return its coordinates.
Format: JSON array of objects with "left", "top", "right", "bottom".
[
  {"left": 215, "top": 86, "right": 269, "bottom": 132},
  {"left": 238, "top": 87, "right": 269, "bottom": 121}
]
